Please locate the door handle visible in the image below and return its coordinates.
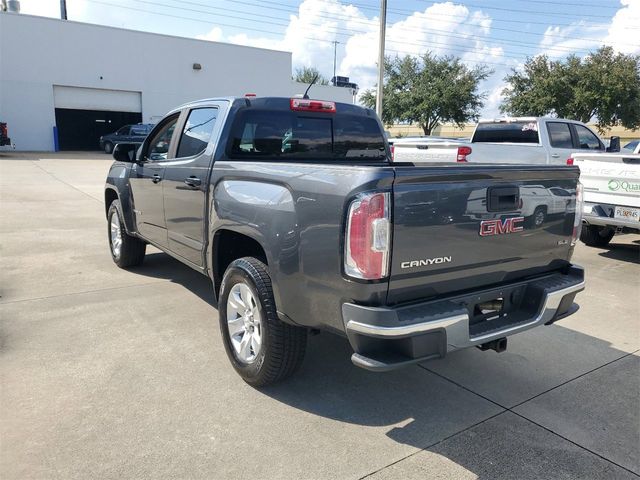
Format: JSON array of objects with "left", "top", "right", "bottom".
[
  {"left": 550, "top": 153, "right": 560, "bottom": 158},
  {"left": 152, "top": 174, "right": 162, "bottom": 184},
  {"left": 184, "top": 176, "right": 202, "bottom": 187}
]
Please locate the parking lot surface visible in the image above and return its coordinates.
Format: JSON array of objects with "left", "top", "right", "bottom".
[{"left": 1, "top": 152, "right": 639, "bottom": 479}]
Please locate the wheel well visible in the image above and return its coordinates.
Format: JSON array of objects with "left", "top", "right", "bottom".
[
  {"left": 213, "top": 230, "right": 267, "bottom": 295},
  {"left": 105, "top": 189, "right": 118, "bottom": 217}
]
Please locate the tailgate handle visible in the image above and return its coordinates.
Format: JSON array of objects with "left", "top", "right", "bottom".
[{"left": 487, "top": 186, "right": 520, "bottom": 212}]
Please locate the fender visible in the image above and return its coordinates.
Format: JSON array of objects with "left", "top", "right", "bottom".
[
  {"left": 208, "top": 179, "right": 298, "bottom": 318},
  {"left": 105, "top": 163, "right": 138, "bottom": 236}
]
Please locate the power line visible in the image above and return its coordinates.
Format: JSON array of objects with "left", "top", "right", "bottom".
[
  {"left": 335, "top": 0, "right": 640, "bottom": 29},
  {"left": 180, "top": 0, "right": 640, "bottom": 53},
  {"left": 137, "top": 0, "right": 624, "bottom": 59},
  {"left": 125, "top": 0, "right": 537, "bottom": 61},
  {"left": 470, "top": 0, "right": 622, "bottom": 10},
  {"left": 83, "top": 0, "right": 520, "bottom": 69}
]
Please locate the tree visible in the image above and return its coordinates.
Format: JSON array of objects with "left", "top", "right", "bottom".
[
  {"left": 361, "top": 53, "right": 491, "bottom": 135},
  {"left": 293, "top": 66, "right": 329, "bottom": 85},
  {"left": 501, "top": 46, "right": 640, "bottom": 133}
]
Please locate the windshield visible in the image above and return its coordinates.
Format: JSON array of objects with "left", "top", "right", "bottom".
[
  {"left": 473, "top": 121, "right": 540, "bottom": 144},
  {"left": 228, "top": 109, "right": 387, "bottom": 161}
]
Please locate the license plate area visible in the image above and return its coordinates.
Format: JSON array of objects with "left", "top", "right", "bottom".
[
  {"left": 614, "top": 206, "right": 640, "bottom": 222},
  {"left": 464, "top": 284, "right": 537, "bottom": 338}
]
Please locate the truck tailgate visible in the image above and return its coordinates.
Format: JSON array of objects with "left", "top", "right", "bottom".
[
  {"left": 392, "top": 141, "right": 460, "bottom": 163},
  {"left": 574, "top": 154, "right": 640, "bottom": 208},
  {"left": 388, "top": 165, "right": 580, "bottom": 304}
]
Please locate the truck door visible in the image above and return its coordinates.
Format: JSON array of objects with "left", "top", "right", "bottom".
[
  {"left": 545, "top": 121, "right": 575, "bottom": 163},
  {"left": 129, "top": 113, "right": 180, "bottom": 247},
  {"left": 163, "top": 104, "right": 223, "bottom": 266}
]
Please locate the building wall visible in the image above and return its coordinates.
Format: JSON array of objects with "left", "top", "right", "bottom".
[{"left": 0, "top": 13, "right": 353, "bottom": 151}]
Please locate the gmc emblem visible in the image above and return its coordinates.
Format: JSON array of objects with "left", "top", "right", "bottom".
[{"left": 479, "top": 217, "right": 524, "bottom": 236}]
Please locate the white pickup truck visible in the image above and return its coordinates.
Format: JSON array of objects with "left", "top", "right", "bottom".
[
  {"left": 392, "top": 117, "right": 620, "bottom": 165},
  {"left": 573, "top": 151, "right": 640, "bottom": 247}
]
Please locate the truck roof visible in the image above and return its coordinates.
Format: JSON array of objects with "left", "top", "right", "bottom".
[
  {"left": 170, "top": 96, "right": 373, "bottom": 117},
  {"left": 478, "top": 117, "right": 587, "bottom": 125}
]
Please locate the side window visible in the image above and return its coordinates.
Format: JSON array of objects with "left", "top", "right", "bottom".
[
  {"left": 176, "top": 107, "right": 218, "bottom": 158},
  {"left": 117, "top": 126, "right": 130, "bottom": 136},
  {"left": 574, "top": 125, "right": 602, "bottom": 150},
  {"left": 147, "top": 115, "right": 179, "bottom": 161},
  {"left": 547, "top": 122, "right": 573, "bottom": 148}
]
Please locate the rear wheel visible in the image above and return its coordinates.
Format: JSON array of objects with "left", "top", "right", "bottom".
[
  {"left": 532, "top": 206, "right": 546, "bottom": 228},
  {"left": 108, "top": 200, "right": 146, "bottom": 267},
  {"left": 219, "top": 257, "right": 307, "bottom": 387},
  {"left": 580, "top": 225, "right": 614, "bottom": 247}
]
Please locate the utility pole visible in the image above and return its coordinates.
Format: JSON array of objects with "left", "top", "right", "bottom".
[
  {"left": 375, "top": 0, "right": 387, "bottom": 118},
  {"left": 332, "top": 40, "right": 340, "bottom": 83},
  {"left": 60, "top": 0, "right": 67, "bottom": 19}
]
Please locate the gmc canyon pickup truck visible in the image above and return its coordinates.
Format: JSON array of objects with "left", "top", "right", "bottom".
[{"left": 105, "top": 97, "right": 585, "bottom": 386}]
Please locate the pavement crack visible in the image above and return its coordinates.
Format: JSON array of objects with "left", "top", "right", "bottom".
[{"left": 30, "top": 160, "right": 103, "bottom": 203}]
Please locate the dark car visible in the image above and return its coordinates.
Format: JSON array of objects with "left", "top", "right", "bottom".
[
  {"left": 99, "top": 124, "right": 153, "bottom": 154},
  {"left": 104, "top": 97, "right": 585, "bottom": 386}
]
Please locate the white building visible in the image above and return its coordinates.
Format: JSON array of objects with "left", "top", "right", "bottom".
[{"left": 0, "top": 12, "right": 354, "bottom": 151}]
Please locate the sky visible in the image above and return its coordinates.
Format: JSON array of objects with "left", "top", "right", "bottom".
[{"left": 15, "top": 0, "right": 640, "bottom": 117}]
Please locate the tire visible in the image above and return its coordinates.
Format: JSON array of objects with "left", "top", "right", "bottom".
[
  {"left": 104, "top": 141, "right": 113, "bottom": 154},
  {"left": 580, "top": 224, "right": 614, "bottom": 247},
  {"left": 219, "top": 257, "right": 307, "bottom": 387},
  {"left": 107, "top": 200, "right": 146, "bottom": 268},
  {"left": 531, "top": 206, "right": 546, "bottom": 228}
]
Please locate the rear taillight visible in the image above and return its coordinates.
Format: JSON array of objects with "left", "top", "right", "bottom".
[
  {"left": 345, "top": 192, "right": 391, "bottom": 280},
  {"left": 457, "top": 146, "right": 472, "bottom": 162},
  {"left": 571, "top": 182, "right": 583, "bottom": 246},
  {"left": 290, "top": 98, "right": 336, "bottom": 113},
  {"left": 566, "top": 157, "right": 574, "bottom": 165},
  {"left": 0, "top": 123, "right": 7, "bottom": 136},
  {"left": 390, "top": 144, "right": 395, "bottom": 161}
]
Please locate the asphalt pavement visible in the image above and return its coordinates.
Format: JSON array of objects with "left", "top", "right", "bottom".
[{"left": 1, "top": 152, "right": 638, "bottom": 479}]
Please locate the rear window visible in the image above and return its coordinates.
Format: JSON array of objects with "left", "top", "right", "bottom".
[
  {"left": 228, "top": 110, "right": 386, "bottom": 161},
  {"left": 473, "top": 122, "right": 540, "bottom": 144}
]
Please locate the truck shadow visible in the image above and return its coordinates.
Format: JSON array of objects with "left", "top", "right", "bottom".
[
  {"left": 131, "top": 251, "right": 217, "bottom": 307},
  {"left": 597, "top": 241, "right": 640, "bottom": 264}
]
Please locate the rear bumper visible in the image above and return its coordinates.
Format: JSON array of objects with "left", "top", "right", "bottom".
[
  {"left": 342, "top": 265, "right": 585, "bottom": 371},
  {"left": 583, "top": 202, "right": 640, "bottom": 230}
]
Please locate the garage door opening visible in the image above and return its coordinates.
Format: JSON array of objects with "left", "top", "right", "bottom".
[
  {"left": 53, "top": 86, "right": 142, "bottom": 151},
  {"left": 55, "top": 109, "right": 142, "bottom": 151}
]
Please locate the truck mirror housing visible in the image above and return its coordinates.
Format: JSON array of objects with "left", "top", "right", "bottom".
[
  {"left": 607, "top": 136, "right": 620, "bottom": 153},
  {"left": 112, "top": 143, "right": 138, "bottom": 162}
]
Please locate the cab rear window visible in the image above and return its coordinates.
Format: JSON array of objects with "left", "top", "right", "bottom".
[
  {"left": 228, "top": 110, "right": 387, "bottom": 161},
  {"left": 473, "top": 122, "right": 540, "bottom": 144}
]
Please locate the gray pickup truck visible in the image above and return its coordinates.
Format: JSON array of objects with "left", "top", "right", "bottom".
[{"left": 105, "top": 97, "right": 585, "bottom": 386}]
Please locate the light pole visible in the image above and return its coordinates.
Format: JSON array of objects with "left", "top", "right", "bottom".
[
  {"left": 332, "top": 40, "right": 340, "bottom": 83},
  {"left": 375, "top": 0, "right": 387, "bottom": 118},
  {"left": 60, "top": 0, "right": 67, "bottom": 19}
]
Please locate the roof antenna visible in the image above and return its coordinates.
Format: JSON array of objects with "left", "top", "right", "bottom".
[{"left": 303, "top": 74, "right": 319, "bottom": 99}]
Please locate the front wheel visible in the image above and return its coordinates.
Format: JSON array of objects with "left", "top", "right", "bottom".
[
  {"left": 107, "top": 200, "right": 146, "bottom": 267},
  {"left": 219, "top": 257, "right": 307, "bottom": 387},
  {"left": 104, "top": 141, "right": 113, "bottom": 154},
  {"left": 580, "top": 225, "right": 614, "bottom": 247}
]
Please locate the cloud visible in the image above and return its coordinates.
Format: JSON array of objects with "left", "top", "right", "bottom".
[
  {"left": 196, "top": 1, "right": 504, "bottom": 94},
  {"left": 604, "top": 0, "right": 640, "bottom": 54},
  {"left": 539, "top": 0, "right": 640, "bottom": 59}
]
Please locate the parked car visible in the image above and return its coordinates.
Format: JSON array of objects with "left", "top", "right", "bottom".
[
  {"left": 572, "top": 150, "right": 640, "bottom": 247},
  {"left": 104, "top": 97, "right": 585, "bottom": 386},
  {"left": 623, "top": 140, "right": 640, "bottom": 154},
  {"left": 392, "top": 117, "right": 619, "bottom": 165},
  {"left": 99, "top": 123, "right": 153, "bottom": 154},
  {"left": 0, "top": 121, "right": 13, "bottom": 148}
]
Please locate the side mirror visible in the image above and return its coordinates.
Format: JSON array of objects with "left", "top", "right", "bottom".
[
  {"left": 607, "top": 136, "right": 620, "bottom": 153},
  {"left": 112, "top": 143, "right": 138, "bottom": 162}
]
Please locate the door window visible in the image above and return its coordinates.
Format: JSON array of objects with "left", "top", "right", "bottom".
[
  {"left": 116, "top": 126, "right": 130, "bottom": 136},
  {"left": 147, "top": 116, "right": 178, "bottom": 161},
  {"left": 547, "top": 122, "right": 573, "bottom": 148},
  {"left": 176, "top": 108, "right": 219, "bottom": 158},
  {"left": 574, "top": 125, "right": 602, "bottom": 150}
]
